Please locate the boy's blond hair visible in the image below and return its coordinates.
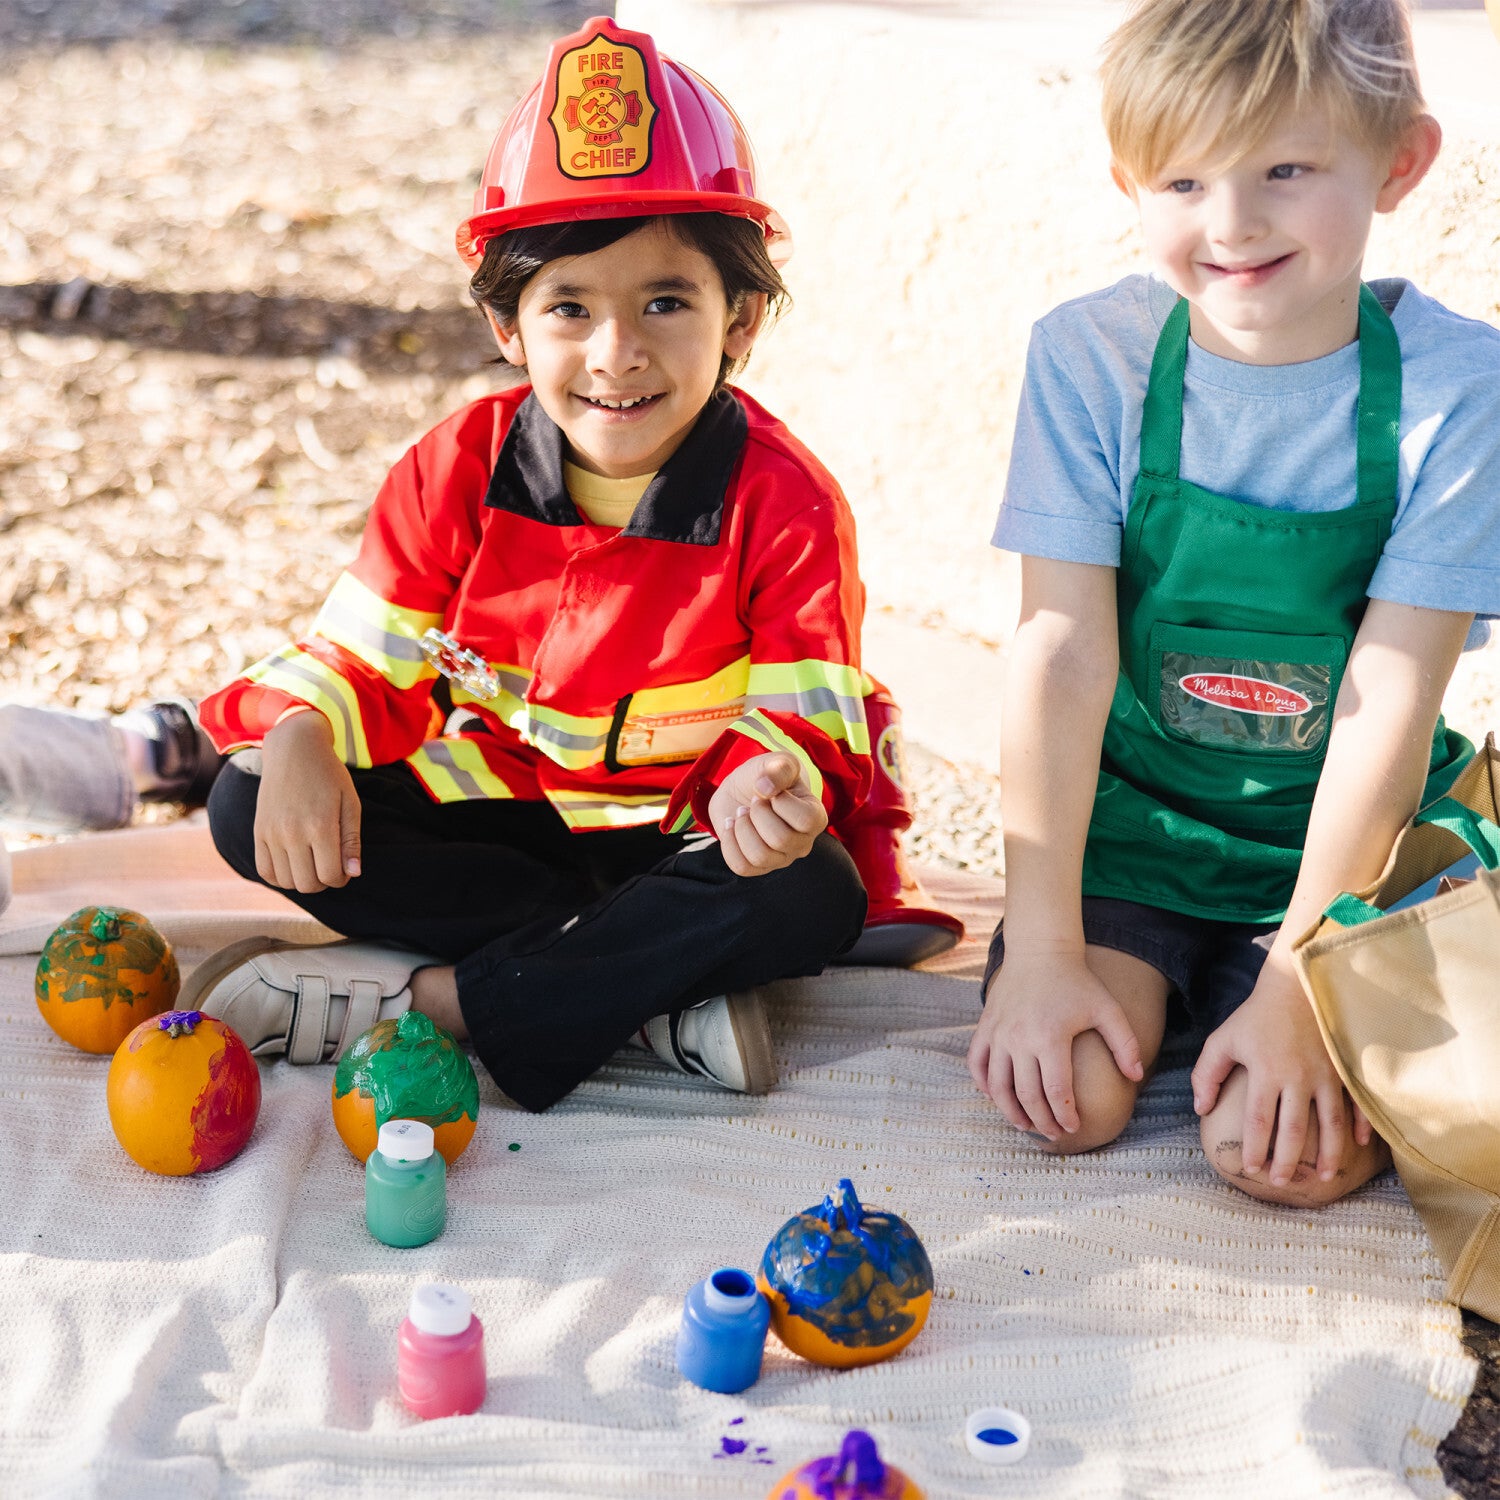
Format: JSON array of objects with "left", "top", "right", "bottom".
[{"left": 1102, "top": 0, "right": 1425, "bottom": 185}]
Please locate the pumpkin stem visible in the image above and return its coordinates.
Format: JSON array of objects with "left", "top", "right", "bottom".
[
  {"left": 824, "top": 1177, "right": 864, "bottom": 1234},
  {"left": 89, "top": 908, "right": 123, "bottom": 943},
  {"left": 158, "top": 1009, "right": 203, "bottom": 1037},
  {"left": 832, "top": 1430, "right": 885, "bottom": 1488},
  {"left": 396, "top": 1011, "right": 438, "bottom": 1044}
]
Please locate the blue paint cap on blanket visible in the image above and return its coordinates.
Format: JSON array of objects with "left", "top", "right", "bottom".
[
  {"left": 676, "top": 1267, "right": 771, "bottom": 1394},
  {"left": 964, "top": 1405, "right": 1031, "bottom": 1465}
]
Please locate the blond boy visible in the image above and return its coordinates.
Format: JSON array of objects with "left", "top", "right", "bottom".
[{"left": 972, "top": 0, "right": 1500, "bottom": 1206}]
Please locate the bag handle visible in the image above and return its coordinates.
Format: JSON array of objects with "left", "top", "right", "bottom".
[
  {"left": 1413, "top": 796, "right": 1500, "bottom": 869},
  {"left": 1321, "top": 796, "right": 1500, "bottom": 927}
]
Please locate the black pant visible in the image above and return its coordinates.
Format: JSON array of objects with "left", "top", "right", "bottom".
[{"left": 207, "top": 761, "right": 866, "bottom": 1111}]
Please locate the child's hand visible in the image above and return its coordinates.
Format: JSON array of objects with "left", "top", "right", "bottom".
[
  {"left": 1191, "top": 954, "right": 1371, "bottom": 1187},
  {"left": 968, "top": 945, "right": 1144, "bottom": 1140},
  {"left": 254, "top": 710, "right": 363, "bottom": 893},
  {"left": 707, "top": 752, "right": 827, "bottom": 877}
]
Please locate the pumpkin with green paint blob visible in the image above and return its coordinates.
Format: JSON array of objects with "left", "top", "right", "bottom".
[
  {"left": 331, "top": 1012, "right": 479, "bottom": 1165},
  {"left": 35, "top": 906, "right": 180, "bottom": 1054}
]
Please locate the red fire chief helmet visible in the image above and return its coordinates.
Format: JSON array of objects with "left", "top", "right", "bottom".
[{"left": 456, "top": 15, "right": 791, "bottom": 270}]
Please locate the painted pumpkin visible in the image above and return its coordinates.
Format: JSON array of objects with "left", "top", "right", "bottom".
[
  {"left": 757, "top": 1179, "right": 933, "bottom": 1369},
  {"left": 108, "top": 1010, "right": 261, "bottom": 1175},
  {"left": 766, "top": 1430, "right": 924, "bottom": 1500},
  {"left": 36, "top": 906, "right": 180, "bottom": 1054},
  {"left": 332, "top": 1011, "right": 479, "bottom": 1166}
]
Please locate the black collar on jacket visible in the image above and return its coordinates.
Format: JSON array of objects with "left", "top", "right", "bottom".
[{"left": 484, "top": 388, "right": 749, "bottom": 546}]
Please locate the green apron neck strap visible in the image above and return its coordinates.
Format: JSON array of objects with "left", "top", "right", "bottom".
[
  {"left": 1137, "top": 287, "right": 1402, "bottom": 507},
  {"left": 1138, "top": 298, "right": 1190, "bottom": 481},
  {"left": 1355, "top": 283, "right": 1401, "bottom": 509}
]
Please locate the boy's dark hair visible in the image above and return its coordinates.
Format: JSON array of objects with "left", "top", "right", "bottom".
[{"left": 468, "top": 213, "right": 789, "bottom": 388}]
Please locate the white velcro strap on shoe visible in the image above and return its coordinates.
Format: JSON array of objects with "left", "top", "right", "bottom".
[
  {"left": 339, "top": 977, "right": 386, "bottom": 1058},
  {"left": 288, "top": 974, "right": 331, "bottom": 1065}
]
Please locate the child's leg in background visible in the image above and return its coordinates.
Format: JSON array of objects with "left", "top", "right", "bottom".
[
  {"left": 0, "top": 700, "right": 222, "bottom": 834},
  {"left": 0, "top": 705, "right": 133, "bottom": 833},
  {"left": 207, "top": 758, "right": 866, "bottom": 1112}
]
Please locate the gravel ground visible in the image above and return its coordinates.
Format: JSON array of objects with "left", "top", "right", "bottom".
[{"left": 2, "top": 3, "right": 1496, "bottom": 1491}]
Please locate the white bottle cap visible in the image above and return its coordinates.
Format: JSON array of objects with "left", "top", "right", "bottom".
[
  {"left": 965, "top": 1406, "right": 1031, "bottom": 1465},
  {"left": 378, "top": 1119, "right": 435, "bottom": 1163},
  {"left": 408, "top": 1282, "right": 472, "bottom": 1336}
]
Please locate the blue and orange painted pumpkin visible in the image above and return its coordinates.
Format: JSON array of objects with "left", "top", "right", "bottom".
[
  {"left": 757, "top": 1179, "right": 933, "bottom": 1369},
  {"left": 766, "top": 1430, "right": 924, "bottom": 1500},
  {"left": 35, "top": 906, "right": 180, "bottom": 1054},
  {"left": 331, "top": 1012, "right": 479, "bottom": 1166},
  {"left": 107, "top": 1010, "right": 261, "bottom": 1175}
]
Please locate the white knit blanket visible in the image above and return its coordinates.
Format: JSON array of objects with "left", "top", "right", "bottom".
[{"left": 0, "top": 826, "right": 1473, "bottom": 1498}]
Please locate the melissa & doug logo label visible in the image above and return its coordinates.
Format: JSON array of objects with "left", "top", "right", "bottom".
[
  {"left": 551, "top": 35, "right": 657, "bottom": 179},
  {"left": 1178, "top": 673, "right": 1312, "bottom": 716}
]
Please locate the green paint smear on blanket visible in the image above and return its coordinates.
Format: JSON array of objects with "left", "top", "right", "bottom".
[{"left": 333, "top": 1011, "right": 479, "bottom": 1128}]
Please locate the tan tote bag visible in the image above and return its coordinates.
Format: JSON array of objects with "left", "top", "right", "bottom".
[{"left": 1293, "top": 733, "right": 1500, "bottom": 1320}]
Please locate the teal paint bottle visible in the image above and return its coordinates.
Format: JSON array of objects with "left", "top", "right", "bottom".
[{"left": 365, "top": 1119, "right": 447, "bottom": 1248}]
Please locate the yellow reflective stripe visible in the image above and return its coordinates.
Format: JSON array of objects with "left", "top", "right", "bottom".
[
  {"left": 406, "top": 739, "right": 516, "bottom": 802},
  {"left": 547, "top": 789, "right": 669, "bottom": 830},
  {"left": 451, "top": 664, "right": 531, "bottom": 711},
  {"left": 456, "top": 675, "right": 612, "bottom": 771},
  {"left": 729, "top": 708, "right": 824, "bottom": 805},
  {"left": 628, "top": 655, "right": 750, "bottom": 718},
  {"left": 664, "top": 803, "right": 697, "bottom": 834},
  {"left": 312, "top": 572, "right": 443, "bottom": 690},
  {"left": 244, "top": 647, "right": 370, "bottom": 765},
  {"left": 745, "top": 659, "right": 869, "bottom": 754}
]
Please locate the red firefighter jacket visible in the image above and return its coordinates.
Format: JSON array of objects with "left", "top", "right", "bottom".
[{"left": 200, "top": 385, "right": 871, "bottom": 834}]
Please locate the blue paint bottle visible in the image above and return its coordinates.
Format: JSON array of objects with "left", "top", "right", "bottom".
[{"left": 676, "top": 1267, "right": 770, "bottom": 1393}]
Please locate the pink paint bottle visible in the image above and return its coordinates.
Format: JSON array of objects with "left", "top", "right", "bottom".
[{"left": 398, "top": 1282, "right": 487, "bottom": 1419}]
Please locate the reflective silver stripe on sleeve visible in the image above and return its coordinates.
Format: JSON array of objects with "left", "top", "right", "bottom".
[
  {"left": 418, "top": 741, "right": 487, "bottom": 799},
  {"left": 273, "top": 658, "right": 360, "bottom": 758},
  {"left": 744, "top": 686, "right": 864, "bottom": 723},
  {"left": 316, "top": 595, "right": 428, "bottom": 662}
]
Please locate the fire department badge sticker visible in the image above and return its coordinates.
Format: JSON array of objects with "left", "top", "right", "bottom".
[
  {"left": 551, "top": 34, "right": 657, "bottom": 180},
  {"left": 875, "top": 722, "right": 905, "bottom": 791}
]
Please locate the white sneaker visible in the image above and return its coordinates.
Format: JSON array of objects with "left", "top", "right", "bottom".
[
  {"left": 178, "top": 937, "right": 437, "bottom": 1063},
  {"left": 640, "top": 992, "right": 776, "bottom": 1094}
]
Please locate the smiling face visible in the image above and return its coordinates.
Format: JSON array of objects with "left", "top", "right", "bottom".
[
  {"left": 1125, "top": 100, "right": 1439, "bottom": 365},
  {"left": 489, "top": 220, "right": 766, "bottom": 478}
]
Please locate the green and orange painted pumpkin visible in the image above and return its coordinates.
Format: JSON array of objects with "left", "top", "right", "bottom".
[
  {"left": 757, "top": 1179, "right": 933, "bottom": 1369},
  {"left": 331, "top": 1012, "right": 479, "bottom": 1166},
  {"left": 108, "top": 1010, "right": 261, "bottom": 1175},
  {"left": 35, "top": 906, "right": 180, "bottom": 1054}
]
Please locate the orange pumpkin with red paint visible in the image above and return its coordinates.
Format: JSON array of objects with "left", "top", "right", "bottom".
[
  {"left": 108, "top": 1010, "right": 261, "bottom": 1175},
  {"left": 35, "top": 906, "right": 180, "bottom": 1054}
]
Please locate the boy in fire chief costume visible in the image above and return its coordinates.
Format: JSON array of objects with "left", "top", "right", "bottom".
[{"left": 176, "top": 17, "right": 959, "bottom": 1112}]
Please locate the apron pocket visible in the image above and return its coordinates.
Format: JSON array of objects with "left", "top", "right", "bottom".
[{"left": 1148, "top": 623, "right": 1345, "bottom": 759}]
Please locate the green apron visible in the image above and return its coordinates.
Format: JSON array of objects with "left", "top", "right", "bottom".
[{"left": 1083, "top": 285, "right": 1471, "bottom": 923}]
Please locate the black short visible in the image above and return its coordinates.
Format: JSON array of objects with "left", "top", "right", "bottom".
[{"left": 984, "top": 896, "right": 1278, "bottom": 1031}]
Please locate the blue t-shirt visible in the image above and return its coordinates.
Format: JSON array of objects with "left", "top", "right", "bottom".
[{"left": 994, "top": 275, "right": 1500, "bottom": 647}]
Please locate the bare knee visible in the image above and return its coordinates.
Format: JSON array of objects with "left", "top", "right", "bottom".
[
  {"left": 1036, "top": 1030, "right": 1140, "bottom": 1155},
  {"left": 1200, "top": 1069, "right": 1389, "bottom": 1208}
]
